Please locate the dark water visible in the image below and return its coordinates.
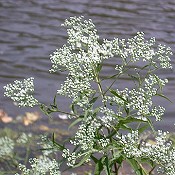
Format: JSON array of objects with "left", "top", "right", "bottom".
[{"left": 0, "top": 0, "right": 175, "bottom": 130}]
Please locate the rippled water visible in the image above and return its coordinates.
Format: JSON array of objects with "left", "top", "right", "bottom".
[{"left": 0, "top": 0, "right": 175, "bottom": 130}]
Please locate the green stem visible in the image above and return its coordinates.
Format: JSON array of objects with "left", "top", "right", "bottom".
[
  {"left": 103, "top": 65, "right": 131, "bottom": 96},
  {"left": 25, "top": 143, "right": 31, "bottom": 166},
  {"left": 107, "top": 128, "right": 118, "bottom": 174}
]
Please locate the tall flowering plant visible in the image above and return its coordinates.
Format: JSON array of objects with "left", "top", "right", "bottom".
[{"left": 4, "top": 16, "right": 175, "bottom": 175}]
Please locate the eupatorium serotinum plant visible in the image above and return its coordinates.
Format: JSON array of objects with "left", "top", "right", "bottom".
[{"left": 4, "top": 16, "right": 175, "bottom": 175}]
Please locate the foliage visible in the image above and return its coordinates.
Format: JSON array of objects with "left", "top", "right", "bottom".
[{"left": 4, "top": 16, "right": 175, "bottom": 175}]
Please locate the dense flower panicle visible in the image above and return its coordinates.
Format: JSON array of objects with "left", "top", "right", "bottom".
[
  {"left": 49, "top": 16, "right": 172, "bottom": 109},
  {"left": 126, "top": 32, "right": 156, "bottom": 62},
  {"left": 63, "top": 113, "right": 107, "bottom": 167},
  {"left": 0, "top": 136, "right": 14, "bottom": 158},
  {"left": 16, "top": 156, "right": 60, "bottom": 175},
  {"left": 127, "top": 88, "right": 153, "bottom": 116},
  {"left": 4, "top": 77, "right": 39, "bottom": 107},
  {"left": 156, "top": 44, "right": 173, "bottom": 69},
  {"left": 141, "top": 131, "right": 175, "bottom": 175},
  {"left": 117, "top": 130, "right": 175, "bottom": 175},
  {"left": 62, "top": 149, "right": 80, "bottom": 167},
  {"left": 99, "top": 107, "right": 117, "bottom": 128},
  {"left": 125, "top": 75, "right": 168, "bottom": 119},
  {"left": 116, "top": 130, "right": 142, "bottom": 158},
  {"left": 50, "top": 16, "right": 105, "bottom": 106},
  {"left": 117, "top": 32, "right": 172, "bottom": 69},
  {"left": 70, "top": 115, "right": 101, "bottom": 151},
  {"left": 63, "top": 16, "right": 99, "bottom": 49},
  {"left": 144, "top": 74, "right": 168, "bottom": 92}
]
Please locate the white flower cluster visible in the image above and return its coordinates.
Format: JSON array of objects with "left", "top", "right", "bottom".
[
  {"left": 150, "top": 106, "right": 165, "bottom": 121},
  {"left": 141, "top": 130, "right": 175, "bottom": 175},
  {"left": 156, "top": 44, "right": 173, "bottom": 69},
  {"left": 106, "top": 76, "right": 167, "bottom": 120},
  {"left": 17, "top": 133, "right": 32, "bottom": 144},
  {"left": 99, "top": 107, "right": 117, "bottom": 128},
  {"left": 127, "top": 88, "right": 153, "bottom": 116},
  {"left": 50, "top": 17, "right": 172, "bottom": 108},
  {"left": 0, "top": 136, "right": 14, "bottom": 158},
  {"left": 105, "top": 75, "right": 168, "bottom": 121},
  {"left": 144, "top": 74, "right": 168, "bottom": 93},
  {"left": 70, "top": 115, "right": 101, "bottom": 151},
  {"left": 116, "top": 130, "right": 175, "bottom": 175},
  {"left": 50, "top": 16, "right": 103, "bottom": 105},
  {"left": 16, "top": 156, "right": 60, "bottom": 175},
  {"left": 116, "top": 130, "right": 142, "bottom": 158},
  {"left": 98, "top": 138, "right": 110, "bottom": 148},
  {"left": 4, "top": 77, "right": 39, "bottom": 107},
  {"left": 126, "top": 75, "right": 168, "bottom": 119},
  {"left": 63, "top": 16, "right": 99, "bottom": 51},
  {"left": 62, "top": 148, "right": 80, "bottom": 167},
  {"left": 62, "top": 113, "right": 103, "bottom": 167},
  {"left": 126, "top": 32, "right": 156, "bottom": 62},
  {"left": 107, "top": 88, "right": 129, "bottom": 106},
  {"left": 116, "top": 32, "right": 172, "bottom": 69}
]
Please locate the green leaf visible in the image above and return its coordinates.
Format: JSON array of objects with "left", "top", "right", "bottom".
[
  {"left": 53, "top": 94, "right": 57, "bottom": 105},
  {"left": 120, "top": 116, "right": 147, "bottom": 124},
  {"left": 146, "top": 117, "right": 155, "bottom": 133},
  {"left": 110, "top": 89, "right": 127, "bottom": 102},
  {"left": 39, "top": 104, "right": 51, "bottom": 116},
  {"left": 140, "top": 64, "right": 149, "bottom": 70},
  {"left": 104, "top": 156, "right": 111, "bottom": 175},
  {"left": 89, "top": 96, "right": 98, "bottom": 104},
  {"left": 120, "top": 124, "right": 132, "bottom": 131},
  {"left": 101, "top": 73, "right": 119, "bottom": 81},
  {"left": 68, "top": 117, "right": 83, "bottom": 129},
  {"left": 96, "top": 63, "right": 102, "bottom": 73},
  {"left": 138, "top": 124, "right": 149, "bottom": 134},
  {"left": 115, "top": 116, "right": 147, "bottom": 131},
  {"left": 91, "top": 156, "right": 104, "bottom": 175},
  {"left": 113, "top": 155, "right": 123, "bottom": 165},
  {"left": 155, "top": 93, "right": 173, "bottom": 103},
  {"left": 127, "top": 159, "right": 145, "bottom": 175},
  {"left": 73, "top": 153, "right": 91, "bottom": 168},
  {"left": 140, "top": 158, "right": 154, "bottom": 167}
]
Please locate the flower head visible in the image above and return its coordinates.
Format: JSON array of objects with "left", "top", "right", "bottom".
[{"left": 4, "top": 77, "right": 39, "bottom": 107}]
